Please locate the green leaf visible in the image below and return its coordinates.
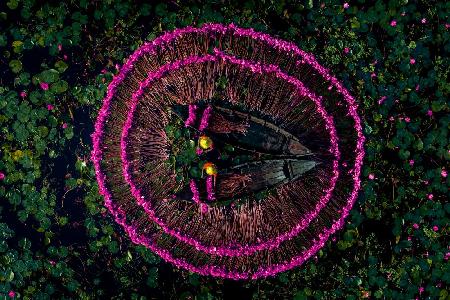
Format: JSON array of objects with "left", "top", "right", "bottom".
[
  {"left": 414, "top": 138, "right": 424, "bottom": 150},
  {"left": 54, "top": 60, "right": 68, "bottom": 73},
  {"left": 431, "top": 100, "right": 445, "bottom": 112},
  {"left": 140, "top": 3, "right": 151, "bottom": 16},
  {"left": 12, "top": 40, "right": 24, "bottom": 53},
  {"left": 64, "top": 126, "right": 74, "bottom": 139},
  {"left": 189, "top": 273, "right": 200, "bottom": 286},
  {"left": 51, "top": 80, "right": 68, "bottom": 94},
  {"left": 9, "top": 59, "right": 22, "bottom": 73},
  {"left": 351, "top": 18, "right": 360, "bottom": 29},
  {"left": 7, "top": 270, "right": 15, "bottom": 281},
  {"left": 398, "top": 149, "right": 410, "bottom": 159},
  {"left": 293, "top": 290, "right": 307, "bottom": 300},
  {"left": 108, "top": 241, "right": 119, "bottom": 254},
  {"left": 6, "top": 0, "right": 19, "bottom": 10},
  {"left": 155, "top": 3, "right": 168, "bottom": 16},
  {"left": 0, "top": 34, "right": 7, "bottom": 47},
  {"left": 146, "top": 267, "right": 158, "bottom": 288},
  {"left": 40, "top": 69, "right": 60, "bottom": 83}
]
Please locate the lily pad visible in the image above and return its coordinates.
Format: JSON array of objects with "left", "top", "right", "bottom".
[{"left": 9, "top": 59, "right": 22, "bottom": 73}]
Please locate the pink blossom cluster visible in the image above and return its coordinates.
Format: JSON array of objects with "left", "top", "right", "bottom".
[
  {"left": 206, "top": 175, "right": 216, "bottom": 201},
  {"left": 198, "top": 105, "right": 213, "bottom": 131},
  {"left": 184, "top": 104, "right": 197, "bottom": 127}
]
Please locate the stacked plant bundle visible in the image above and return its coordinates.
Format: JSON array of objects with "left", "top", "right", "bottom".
[{"left": 92, "top": 23, "right": 364, "bottom": 279}]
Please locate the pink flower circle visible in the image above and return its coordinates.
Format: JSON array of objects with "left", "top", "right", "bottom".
[
  {"left": 410, "top": 58, "right": 416, "bottom": 64},
  {"left": 92, "top": 23, "right": 366, "bottom": 279},
  {"left": 433, "top": 226, "right": 439, "bottom": 232},
  {"left": 390, "top": 20, "right": 397, "bottom": 27},
  {"left": 343, "top": 47, "right": 350, "bottom": 54},
  {"left": 47, "top": 104, "right": 54, "bottom": 111},
  {"left": 368, "top": 173, "right": 375, "bottom": 180},
  {"left": 427, "top": 110, "right": 433, "bottom": 116},
  {"left": 441, "top": 169, "right": 447, "bottom": 178},
  {"left": 343, "top": 3, "right": 349, "bottom": 9},
  {"left": 409, "top": 160, "right": 414, "bottom": 166},
  {"left": 413, "top": 223, "right": 419, "bottom": 229},
  {"left": 20, "top": 91, "right": 27, "bottom": 98},
  {"left": 8, "top": 291, "right": 15, "bottom": 298},
  {"left": 62, "top": 123, "right": 68, "bottom": 129},
  {"left": 427, "top": 194, "right": 433, "bottom": 200},
  {"left": 0, "top": 172, "right": 5, "bottom": 180}
]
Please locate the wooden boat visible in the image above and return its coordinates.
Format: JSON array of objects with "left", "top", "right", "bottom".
[
  {"left": 215, "top": 158, "right": 318, "bottom": 199},
  {"left": 170, "top": 103, "right": 312, "bottom": 157}
]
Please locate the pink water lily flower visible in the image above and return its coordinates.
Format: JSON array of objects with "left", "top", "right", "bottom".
[
  {"left": 378, "top": 96, "right": 387, "bottom": 105},
  {"left": 40, "top": 82, "right": 49, "bottom": 90}
]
